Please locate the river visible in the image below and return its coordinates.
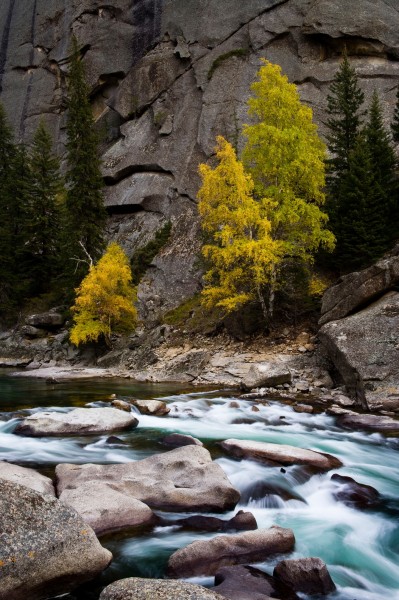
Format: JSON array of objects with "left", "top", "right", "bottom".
[{"left": 0, "top": 370, "right": 398, "bottom": 599}]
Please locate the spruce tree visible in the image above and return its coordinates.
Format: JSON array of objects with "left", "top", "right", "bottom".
[
  {"left": 25, "top": 121, "right": 64, "bottom": 295},
  {"left": 337, "top": 135, "right": 386, "bottom": 271},
  {"left": 391, "top": 84, "right": 399, "bottom": 143},
  {"left": 326, "top": 51, "right": 365, "bottom": 179},
  {"left": 0, "top": 103, "right": 17, "bottom": 314},
  {"left": 65, "top": 36, "right": 106, "bottom": 284}
]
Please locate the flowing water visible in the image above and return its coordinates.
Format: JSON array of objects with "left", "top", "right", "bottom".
[{"left": 1, "top": 370, "right": 398, "bottom": 599}]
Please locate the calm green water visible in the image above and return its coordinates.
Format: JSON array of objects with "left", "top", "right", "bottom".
[{"left": 1, "top": 370, "right": 399, "bottom": 600}]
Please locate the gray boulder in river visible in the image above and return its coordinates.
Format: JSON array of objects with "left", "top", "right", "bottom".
[
  {"left": 14, "top": 407, "right": 139, "bottom": 436},
  {"left": 0, "top": 479, "right": 112, "bottom": 600},
  {"left": 0, "top": 460, "right": 55, "bottom": 496},
  {"left": 56, "top": 446, "right": 240, "bottom": 530},
  {"left": 167, "top": 526, "right": 295, "bottom": 577},
  {"left": 100, "top": 578, "right": 225, "bottom": 600}
]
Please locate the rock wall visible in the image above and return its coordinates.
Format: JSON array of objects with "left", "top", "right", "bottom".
[{"left": 1, "top": 0, "right": 399, "bottom": 321}]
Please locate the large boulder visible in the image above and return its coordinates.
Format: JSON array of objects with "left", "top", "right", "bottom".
[
  {"left": 220, "top": 439, "right": 342, "bottom": 470},
  {"left": 0, "top": 461, "right": 55, "bottom": 496},
  {"left": 167, "top": 526, "right": 295, "bottom": 577},
  {"left": 56, "top": 446, "right": 240, "bottom": 517},
  {"left": 319, "top": 246, "right": 399, "bottom": 326},
  {"left": 131, "top": 399, "right": 170, "bottom": 415},
  {"left": 273, "top": 557, "right": 336, "bottom": 595},
  {"left": 15, "top": 407, "right": 139, "bottom": 436},
  {"left": 0, "top": 479, "right": 112, "bottom": 600},
  {"left": 336, "top": 412, "right": 399, "bottom": 432},
  {"left": 330, "top": 473, "right": 380, "bottom": 509},
  {"left": 242, "top": 361, "right": 292, "bottom": 389},
  {"left": 25, "top": 311, "right": 65, "bottom": 329},
  {"left": 100, "top": 578, "right": 225, "bottom": 600},
  {"left": 319, "top": 292, "right": 399, "bottom": 410}
]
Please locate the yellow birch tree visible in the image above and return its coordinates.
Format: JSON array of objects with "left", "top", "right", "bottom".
[
  {"left": 70, "top": 242, "right": 137, "bottom": 346},
  {"left": 198, "top": 136, "right": 281, "bottom": 318}
]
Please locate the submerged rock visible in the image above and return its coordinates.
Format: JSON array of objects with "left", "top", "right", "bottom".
[
  {"left": 331, "top": 473, "right": 380, "bottom": 508},
  {"left": 15, "top": 407, "right": 139, "bottom": 436},
  {"left": 56, "top": 446, "right": 240, "bottom": 521},
  {"left": 176, "top": 510, "right": 257, "bottom": 533},
  {"left": 220, "top": 439, "right": 342, "bottom": 470},
  {"left": 160, "top": 433, "right": 204, "bottom": 447},
  {"left": 167, "top": 526, "right": 295, "bottom": 577},
  {"left": 211, "top": 565, "right": 278, "bottom": 600},
  {"left": 0, "top": 479, "right": 112, "bottom": 600},
  {"left": 100, "top": 578, "right": 225, "bottom": 600},
  {"left": 273, "top": 557, "right": 336, "bottom": 595},
  {"left": 0, "top": 461, "right": 55, "bottom": 496}
]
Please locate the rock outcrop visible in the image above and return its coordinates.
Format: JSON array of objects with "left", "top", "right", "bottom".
[
  {"left": 167, "top": 526, "right": 295, "bottom": 577},
  {"left": 1, "top": 1, "right": 399, "bottom": 324},
  {"left": 319, "top": 292, "right": 399, "bottom": 410},
  {"left": 211, "top": 565, "right": 279, "bottom": 600},
  {"left": 0, "top": 479, "right": 112, "bottom": 600},
  {"left": 15, "top": 407, "right": 139, "bottom": 436},
  {"left": 56, "top": 446, "right": 240, "bottom": 516}
]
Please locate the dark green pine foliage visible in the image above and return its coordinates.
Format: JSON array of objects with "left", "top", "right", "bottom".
[
  {"left": 0, "top": 103, "right": 18, "bottom": 315},
  {"left": 336, "top": 135, "right": 383, "bottom": 271},
  {"left": 364, "top": 90, "right": 398, "bottom": 246},
  {"left": 65, "top": 36, "right": 106, "bottom": 284},
  {"left": 326, "top": 51, "right": 365, "bottom": 179},
  {"left": 25, "top": 121, "right": 64, "bottom": 295},
  {"left": 391, "top": 83, "right": 399, "bottom": 143}
]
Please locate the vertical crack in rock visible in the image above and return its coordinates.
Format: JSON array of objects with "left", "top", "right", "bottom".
[
  {"left": 0, "top": 0, "right": 15, "bottom": 93},
  {"left": 132, "top": 0, "right": 164, "bottom": 65},
  {"left": 19, "top": 0, "right": 37, "bottom": 139}
]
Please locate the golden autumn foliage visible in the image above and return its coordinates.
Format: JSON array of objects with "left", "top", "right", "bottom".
[
  {"left": 197, "top": 61, "right": 334, "bottom": 322},
  {"left": 70, "top": 243, "right": 137, "bottom": 346},
  {"left": 198, "top": 136, "right": 281, "bottom": 313},
  {"left": 242, "top": 60, "right": 335, "bottom": 262}
]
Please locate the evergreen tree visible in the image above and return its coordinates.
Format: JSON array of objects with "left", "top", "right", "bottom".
[
  {"left": 326, "top": 51, "right": 365, "bottom": 180},
  {"left": 0, "top": 103, "right": 17, "bottom": 314},
  {"left": 25, "top": 120, "right": 64, "bottom": 295},
  {"left": 391, "top": 83, "right": 399, "bottom": 143},
  {"left": 65, "top": 36, "right": 106, "bottom": 284},
  {"left": 364, "top": 90, "right": 397, "bottom": 245},
  {"left": 335, "top": 134, "right": 385, "bottom": 270}
]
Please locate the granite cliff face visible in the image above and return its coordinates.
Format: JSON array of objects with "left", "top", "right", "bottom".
[{"left": 1, "top": 0, "right": 399, "bottom": 322}]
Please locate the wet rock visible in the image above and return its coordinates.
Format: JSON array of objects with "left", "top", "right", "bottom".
[
  {"left": 319, "top": 292, "right": 399, "bottom": 411},
  {"left": 99, "top": 578, "right": 225, "bottom": 600},
  {"left": 176, "top": 510, "right": 257, "bottom": 533},
  {"left": 14, "top": 407, "right": 139, "bottom": 436},
  {"left": 105, "top": 435, "right": 128, "bottom": 445},
  {"left": 293, "top": 404, "right": 313, "bottom": 414},
  {"left": 0, "top": 461, "right": 55, "bottom": 496},
  {"left": 240, "top": 480, "right": 305, "bottom": 505},
  {"left": 131, "top": 399, "right": 170, "bottom": 415},
  {"left": 331, "top": 473, "right": 380, "bottom": 508},
  {"left": 161, "top": 433, "right": 204, "bottom": 447},
  {"left": 273, "top": 557, "right": 336, "bottom": 595},
  {"left": 220, "top": 439, "right": 342, "bottom": 470},
  {"left": 111, "top": 399, "right": 132, "bottom": 412},
  {"left": 167, "top": 526, "right": 295, "bottom": 578},
  {"left": 211, "top": 565, "right": 278, "bottom": 600},
  {"left": 56, "top": 446, "right": 240, "bottom": 514},
  {"left": 0, "top": 479, "right": 112, "bottom": 600},
  {"left": 242, "top": 361, "right": 292, "bottom": 389},
  {"left": 336, "top": 412, "right": 399, "bottom": 432}
]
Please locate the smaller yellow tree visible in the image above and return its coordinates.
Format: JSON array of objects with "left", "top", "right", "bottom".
[
  {"left": 198, "top": 136, "right": 281, "bottom": 318},
  {"left": 70, "top": 242, "right": 137, "bottom": 346}
]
